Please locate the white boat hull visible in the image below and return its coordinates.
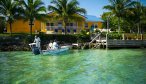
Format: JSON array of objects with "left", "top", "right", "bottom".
[{"left": 42, "top": 47, "right": 69, "bottom": 55}]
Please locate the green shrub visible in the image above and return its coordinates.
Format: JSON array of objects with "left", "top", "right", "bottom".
[
  {"left": 0, "top": 33, "right": 91, "bottom": 51},
  {"left": 108, "top": 33, "right": 122, "bottom": 39},
  {"left": 100, "top": 32, "right": 122, "bottom": 39},
  {"left": 76, "top": 30, "right": 90, "bottom": 43},
  {"left": 39, "top": 34, "right": 78, "bottom": 43}
]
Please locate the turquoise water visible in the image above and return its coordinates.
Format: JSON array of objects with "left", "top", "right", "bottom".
[{"left": 0, "top": 49, "right": 146, "bottom": 84}]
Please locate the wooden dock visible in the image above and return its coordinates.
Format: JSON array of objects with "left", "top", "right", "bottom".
[
  {"left": 107, "top": 40, "right": 146, "bottom": 48},
  {"left": 90, "top": 40, "right": 146, "bottom": 48},
  {"left": 89, "top": 33, "right": 146, "bottom": 48}
]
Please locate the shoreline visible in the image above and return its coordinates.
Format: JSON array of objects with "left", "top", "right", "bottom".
[
  {"left": 0, "top": 34, "right": 146, "bottom": 51},
  {"left": 0, "top": 45, "right": 145, "bottom": 52}
]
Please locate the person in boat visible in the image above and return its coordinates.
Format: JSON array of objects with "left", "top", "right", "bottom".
[
  {"left": 52, "top": 40, "right": 59, "bottom": 49},
  {"left": 34, "top": 35, "right": 41, "bottom": 49},
  {"left": 47, "top": 40, "right": 53, "bottom": 50}
]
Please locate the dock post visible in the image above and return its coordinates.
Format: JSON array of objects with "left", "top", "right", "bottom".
[
  {"left": 141, "top": 34, "right": 143, "bottom": 40},
  {"left": 122, "top": 34, "right": 125, "bottom": 40},
  {"left": 106, "top": 34, "right": 108, "bottom": 49}
]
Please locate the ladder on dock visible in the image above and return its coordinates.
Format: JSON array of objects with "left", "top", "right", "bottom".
[
  {"left": 89, "top": 33, "right": 101, "bottom": 47},
  {"left": 89, "top": 33, "right": 107, "bottom": 48}
]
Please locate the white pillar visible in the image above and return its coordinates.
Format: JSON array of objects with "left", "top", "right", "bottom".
[
  {"left": 106, "top": 34, "right": 108, "bottom": 49},
  {"left": 122, "top": 34, "right": 125, "bottom": 40}
]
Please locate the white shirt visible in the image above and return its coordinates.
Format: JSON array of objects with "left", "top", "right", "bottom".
[
  {"left": 52, "top": 42, "right": 58, "bottom": 49},
  {"left": 34, "top": 37, "right": 41, "bottom": 48},
  {"left": 48, "top": 42, "right": 53, "bottom": 49}
]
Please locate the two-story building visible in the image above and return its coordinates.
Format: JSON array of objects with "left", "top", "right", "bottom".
[{"left": 6, "top": 13, "right": 103, "bottom": 34}]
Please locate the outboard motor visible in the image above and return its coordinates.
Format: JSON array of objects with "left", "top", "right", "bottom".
[
  {"left": 32, "top": 46, "right": 40, "bottom": 55},
  {"left": 29, "top": 43, "right": 41, "bottom": 55}
]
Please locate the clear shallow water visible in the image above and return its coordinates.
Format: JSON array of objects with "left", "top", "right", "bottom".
[{"left": 0, "top": 49, "right": 146, "bottom": 84}]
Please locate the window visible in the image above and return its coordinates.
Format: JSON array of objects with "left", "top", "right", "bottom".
[
  {"left": 58, "top": 22, "right": 62, "bottom": 29},
  {"left": 66, "top": 23, "right": 74, "bottom": 26},
  {"left": 85, "top": 23, "right": 88, "bottom": 28},
  {"left": 46, "top": 23, "right": 50, "bottom": 26},
  {"left": 55, "top": 29, "right": 58, "bottom": 32},
  {"left": 67, "top": 29, "right": 70, "bottom": 33},
  {"left": 62, "top": 29, "right": 65, "bottom": 32},
  {"left": 95, "top": 25, "right": 98, "bottom": 28},
  {"left": 51, "top": 23, "right": 54, "bottom": 26},
  {"left": 67, "top": 23, "right": 70, "bottom": 26},
  {"left": 46, "top": 23, "right": 54, "bottom": 26},
  {"left": 70, "top": 23, "right": 73, "bottom": 26},
  {"left": 91, "top": 24, "right": 94, "bottom": 28},
  {"left": 46, "top": 23, "right": 54, "bottom": 31},
  {"left": 73, "top": 29, "right": 76, "bottom": 32},
  {"left": 58, "top": 22, "right": 62, "bottom": 27},
  {"left": 58, "top": 22, "right": 62, "bottom": 25}
]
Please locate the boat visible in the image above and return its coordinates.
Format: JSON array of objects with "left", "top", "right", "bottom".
[
  {"left": 29, "top": 43, "right": 70, "bottom": 55},
  {"left": 42, "top": 46, "right": 69, "bottom": 55}
]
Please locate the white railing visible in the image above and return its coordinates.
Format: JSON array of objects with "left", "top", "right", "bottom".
[
  {"left": 46, "top": 26, "right": 83, "bottom": 34},
  {"left": 46, "top": 26, "right": 78, "bottom": 31},
  {"left": 89, "top": 33, "right": 101, "bottom": 45}
]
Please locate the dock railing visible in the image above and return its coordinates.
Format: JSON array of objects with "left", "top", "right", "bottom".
[
  {"left": 107, "top": 39, "right": 146, "bottom": 48},
  {"left": 89, "top": 33, "right": 101, "bottom": 47},
  {"left": 89, "top": 33, "right": 146, "bottom": 48},
  {"left": 122, "top": 33, "right": 146, "bottom": 40},
  {"left": 106, "top": 33, "right": 146, "bottom": 48}
]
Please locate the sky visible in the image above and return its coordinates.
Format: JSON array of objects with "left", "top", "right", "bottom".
[{"left": 42, "top": 0, "right": 146, "bottom": 18}]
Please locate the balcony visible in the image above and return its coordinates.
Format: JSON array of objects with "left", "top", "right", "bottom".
[{"left": 46, "top": 26, "right": 81, "bottom": 34}]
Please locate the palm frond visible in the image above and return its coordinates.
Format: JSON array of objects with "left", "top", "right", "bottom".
[
  {"left": 34, "top": 0, "right": 44, "bottom": 9},
  {"left": 103, "top": 5, "right": 114, "bottom": 10},
  {"left": 74, "top": 7, "right": 86, "bottom": 14},
  {"left": 35, "top": 6, "right": 46, "bottom": 13},
  {"left": 125, "top": 1, "right": 137, "bottom": 8},
  {"left": 68, "top": 0, "right": 79, "bottom": 7},
  {"left": 68, "top": 14, "right": 85, "bottom": 22},
  {"left": 48, "top": 5, "right": 62, "bottom": 14},
  {"left": 47, "top": 0, "right": 86, "bottom": 34}
]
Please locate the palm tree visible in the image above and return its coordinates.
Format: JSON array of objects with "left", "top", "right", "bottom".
[
  {"left": 0, "top": 0, "right": 18, "bottom": 36},
  {"left": 48, "top": 0, "right": 86, "bottom": 34},
  {"left": 103, "top": 0, "right": 136, "bottom": 34},
  {"left": 18, "top": 0, "right": 47, "bottom": 36},
  {"left": 0, "top": 16, "right": 6, "bottom": 33},
  {"left": 123, "top": 2, "right": 146, "bottom": 34},
  {"left": 134, "top": 2, "right": 145, "bottom": 34}
]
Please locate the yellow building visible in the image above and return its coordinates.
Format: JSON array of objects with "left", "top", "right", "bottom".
[
  {"left": 7, "top": 13, "right": 103, "bottom": 34},
  {"left": 84, "top": 15, "right": 103, "bottom": 32}
]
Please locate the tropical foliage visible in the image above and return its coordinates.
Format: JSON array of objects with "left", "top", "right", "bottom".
[
  {"left": 102, "top": 0, "right": 146, "bottom": 33},
  {"left": 0, "top": 0, "right": 19, "bottom": 36},
  {"left": 48, "top": 0, "right": 86, "bottom": 34},
  {"left": 0, "top": 17, "right": 6, "bottom": 33},
  {"left": 102, "top": 12, "right": 132, "bottom": 33},
  {"left": 16, "top": 0, "right": 47, "bottom": 36},
  {"left": 124, "top": 2, "right": 146, "bottom": 34},
  {"left": 103, "top": 0, "right": 137, "bottom": 33}
]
